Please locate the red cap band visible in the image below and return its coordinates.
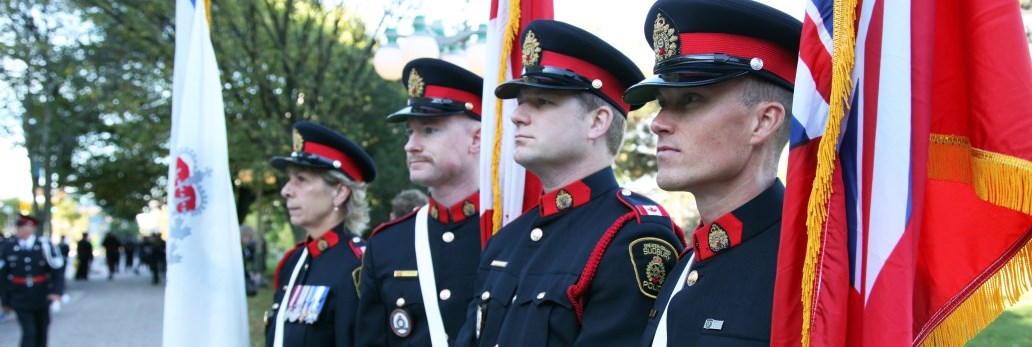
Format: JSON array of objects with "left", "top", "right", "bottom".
[
  {"left": 540, "top": 51, "right": 632, "bottom": 114},
  {"left": 303, "top": 142, "right": 365, "bottom": 182},
  {"left": 425, "top": 85, "right": 482, "bottom": 116},
  {"left": 679, "top": 32, "right": 796, "bottom": 85}
]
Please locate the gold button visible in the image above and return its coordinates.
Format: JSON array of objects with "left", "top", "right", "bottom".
[
  {"left": 686, "top": 270, "right": 699, "bottom": 286},
  {"left": 442, "top": 232, "right": 455, "bottom": 243},
  {"left": 530, "top": 228, "right": 543, "bottom": 241},
  {"left": 439, "top": 289, "right": 452, "bottom": 301}
]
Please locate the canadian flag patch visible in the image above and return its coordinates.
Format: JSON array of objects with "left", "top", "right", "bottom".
[{"left": 638, "top": 205, "right": 665, "bottom": 216}]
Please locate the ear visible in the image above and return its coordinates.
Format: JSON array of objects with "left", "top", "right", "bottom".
[
  {"left": 333, "top": 184, "right": 352, "bottom": 209},
  {"left": 469, "top": 125, "right": 482, "bottom": 155},
  {"left": 750, "top": 101, "right": 785, "bottom": 145},
  {"left": 586, "top": 105, "right": 614, "bottom": 142}
]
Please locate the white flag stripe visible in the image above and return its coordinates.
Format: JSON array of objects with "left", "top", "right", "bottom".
[{"left": 164, "top": 1, "right": 250, "bottom": 346}]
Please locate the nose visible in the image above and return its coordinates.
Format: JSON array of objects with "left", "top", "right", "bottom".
[
  {"left": 404, "top": 133, "right": 421, "bottom": 153},
  {"left": 280, "top": 179, "right": 293, "bottom": 199},
  {"left": 650, "top": 110, "right": 673, "bottom": 136},
  {"left": 511, "top": 105, "right": 530, "bottom": 126}
]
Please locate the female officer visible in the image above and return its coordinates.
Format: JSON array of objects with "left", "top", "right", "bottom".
[{"left": 265, "top": 121, "right": 377, "bottom": 347}]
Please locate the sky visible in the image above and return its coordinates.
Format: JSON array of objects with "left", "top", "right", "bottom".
[{"left": 0, "top": 0, "right": 805, "bottom": 202}]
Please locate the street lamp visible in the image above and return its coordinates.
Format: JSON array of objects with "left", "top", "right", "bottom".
[{"left": 372, "top": 16, "right": 488, "bottom": 81}]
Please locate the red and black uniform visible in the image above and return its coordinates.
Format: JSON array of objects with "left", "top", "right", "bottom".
[
  {"left": 264, "top": 224, "right": 365, "bottom": 347},
  {"left": 1, "top": 235, "right": 65, "bottom": 347},
  {"left": 356, "top": 192, "right": 482, "bottom": 346},
  {"left": 639, "top": 181, "right": 784, "bottom": 346},
  {"left": 457, "top": 168, "right": 685, "bottom": 346}
]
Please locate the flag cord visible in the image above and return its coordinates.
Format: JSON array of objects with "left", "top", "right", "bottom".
[
  {"left": 800, "top": 0, "right": 858, "bottom": 345},
  {"left": 490, "top": 0, "right": 522, "bottom": 234}
]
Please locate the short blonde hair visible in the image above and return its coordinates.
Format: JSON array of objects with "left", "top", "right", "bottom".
[{"left": 320, "top": 169, "right": 371, "bottom": 236}]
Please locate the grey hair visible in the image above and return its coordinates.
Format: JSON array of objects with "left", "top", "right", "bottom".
[{"left": 320, "top": 169, "right": 371, "bottom": 236}]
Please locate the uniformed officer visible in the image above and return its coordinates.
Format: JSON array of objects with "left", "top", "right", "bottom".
[
  {"left": 622, "top": 0, "right": 801, "bottom": 345},
  {"left": 356, "top": 58, "right": 484, "bottom": 346},
  {"left": 0, "top": 215, "right": 65, "bottom": 347},
  {"left": 265, "top": 121, "right": 377, "bottom": 347},
  {"left": 455, "top": 20, "right": 686, "bottom": 347}
]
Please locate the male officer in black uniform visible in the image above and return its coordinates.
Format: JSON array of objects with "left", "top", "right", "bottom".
[
  {"left": 622, "top": 0, "right": 801, "bottom": 345},
  {"left": 265, "top": 121, "right": 377, "bottom": 347},
  {"left": 1, "top": 215, "right": 65, "bottom": 347},
  {"left": 456, "top": 20, "right": 686, "bottom": 347},
  {"left": 356, "top": 58, "right": 484, "bottom": 346}
]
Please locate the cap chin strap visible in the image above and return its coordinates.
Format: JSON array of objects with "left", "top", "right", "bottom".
[{"left": 414, "top": 204, "right": 449, "bottom": 346}]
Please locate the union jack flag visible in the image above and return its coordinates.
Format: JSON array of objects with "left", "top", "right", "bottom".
[{"left": 772, "top": 0, "right": 1032, "bottom": 346}]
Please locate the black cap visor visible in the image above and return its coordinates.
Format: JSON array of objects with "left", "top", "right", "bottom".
[
  {"left": 386, "top": 98, "right": 476, "bottom": 122},
  {"left": 270, "top": 153, "right": 335, "bottom": 172},
  {"left": 624, "top": 54, "right": 791, "bottom": 104},
  {"left": 494, "top": 65, "right": 600, "bottom": 99}
]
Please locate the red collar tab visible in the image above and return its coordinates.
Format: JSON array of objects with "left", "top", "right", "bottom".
[
  {"left": 300, "top": 142, "right": 365, "bottom": 182},
  {"left": 423, "top": 85, "right": 482, "bottom": 116},
  {"left": 690, "top": 212, "right": 743, "bottom": 261},
  {"left": 679, "top": 32, "right": 796, "bottom": 86},
  {"left": 538, "top": 168, "right": 617, "bottom": 217},
  {"left": 539, "top": 51, "right": 631, "bottom": 114},
  {"left": 306, "top": 227, "right": 341, "bottom": 258},
  {"left": 428, "top": 192, "right": 481, "bottom": 224}
]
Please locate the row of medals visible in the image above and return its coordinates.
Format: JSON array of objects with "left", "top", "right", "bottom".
[{"left": 285, "top": 285, "right": 330, "bottom": 324}]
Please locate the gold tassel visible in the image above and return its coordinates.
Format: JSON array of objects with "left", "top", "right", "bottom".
[
  {"left": 920, "top": 237, "right": 1032, "bottom": 346},
  {"left": 491, "top": 0, "right": 522, "bottom": 235},
  {"left": 928, "top": 133, "right": 1032, "bottom": 216},
  {"left": 801, "top": 0, "right": 858, "bottom": 345}
]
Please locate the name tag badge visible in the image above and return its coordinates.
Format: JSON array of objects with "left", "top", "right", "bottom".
[
  {"left": 703, "top": 318, "right": 724, "bottom": 330},
  {"left": 393, "top": 270, "right": 418, "bottom": 278},
  {"left": 490, "top": 260, "right": 508, "bottom": 268}
]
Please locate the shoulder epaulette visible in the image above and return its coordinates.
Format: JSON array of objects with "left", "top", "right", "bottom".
[
  {"left": 615, "top": 188, "right": 687, "bottom": 247},
  {"left": 368, "top": 208, "right": 419, "bottom": 238}
]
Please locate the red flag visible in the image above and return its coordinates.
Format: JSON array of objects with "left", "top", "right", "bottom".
[{"left": 773, "top": 0, "right": 1032, "bottom": 346}]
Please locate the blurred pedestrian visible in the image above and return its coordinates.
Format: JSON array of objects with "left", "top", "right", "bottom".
[
  {"left": 101, "top": 233, "right": 122, "bottom": 280},
  {"left": 264, "top": 121, "right": 377, "bottom": 347},
  {"left": 388, "top": 189, "right": 428, "bottom": 220},
  {"left": 74, "top": 233, "right": 93, "bottom": 281},
  {"left": 0, "top": 215, "right": 65, "bottom": 347},
  {"left": 123, "top": 237, "right": 136, "bottom": 273}
]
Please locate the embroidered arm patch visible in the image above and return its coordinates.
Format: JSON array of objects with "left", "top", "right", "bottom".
[{"left": 628, "top": 237, "right": 677, "bottom": 298}]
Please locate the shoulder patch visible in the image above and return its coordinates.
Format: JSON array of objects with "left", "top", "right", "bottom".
[
  {"left": 628, "top": 237, "right": 677, "bottom": 299},
  {"left": 369, "top": 208, "right": 420, "bottom": 238},
  {"left": 615, "top": 189, "right": 670, "bottom": 220}
]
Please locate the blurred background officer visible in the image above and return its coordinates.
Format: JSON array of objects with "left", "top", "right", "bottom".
[
  {"left": 265, "top": 121, "right": 377, "bottom": 347},
  {"left": 356, "top": 58, "right": 484, "bottom": 346},
  {"left": 622, "top": 0, "right": 800, "bottom": 345},
  {"left": 388, "top": 189, "right": 428, "bottom": 221},
  {"left": 457, "top": 20, "right": 685, "bottom": 347},
  {"left": 101, "top": 233, "right": 122, "bottom": 280},
  {"left": 1, "top": 215, "right": 65, "bottom": 347},
  {"left": 74, "top": 232, "right": 92, "bottom": 281}
]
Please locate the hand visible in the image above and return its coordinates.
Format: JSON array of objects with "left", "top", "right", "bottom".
[{"left": 48, "top": 294, "right": 61, "bottom": 303}]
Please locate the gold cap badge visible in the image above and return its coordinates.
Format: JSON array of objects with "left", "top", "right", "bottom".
[
  {"left": 522, "top": 30, "right": 542, "bottom": 67},
  {"left": 292, "top": 128, "right": 304, "bottom": 152},
  {"left": 407, "top": 69, "right": 425, "bottom": 98},
  {"left": 653, "top": 12, "right": 680, "bottom": 62}
]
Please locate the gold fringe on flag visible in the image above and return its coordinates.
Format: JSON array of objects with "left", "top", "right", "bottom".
[
  {"left": 490, "top": 0, "right": 523, "bottom": 235},
  {"left": 800, "top": 0, "right": 858, "bottom": 345},
  {"left": 919, "top": 237, "right": 1032, "bottom": 346},
  {"left": 928, "top": 134, "right": 1032, "bottom": 215}
]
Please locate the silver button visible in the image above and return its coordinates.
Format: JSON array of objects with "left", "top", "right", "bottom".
[
  {"left": 686, "top": 270, "right": 699, "bottom": 286},
  {"left": 621, "top": 188, "right": 632, "bottom": 196},
  {"left": 352, "top": 237, "right": 361, "bottom": 243},
  {"left": 439, "top": 289, "right": 452, "bottom": 301},
  {"left": 536, "top": 292, "right": 546, "bottom": 299},
  {"left": 481, "top": 291, "right": 491, "bottom": 301},
  {"left": 396, "top": 297, "right": 406, "bottom": 307},
  {"left": 442, "top": 232, "right": 455, "bottom": 243},
  {"left": 272, "top": 303, "right": 279, "bottom": 309},
  {"left": 530, "top": 228, "right": 543, "bottom": 241},
  {"left": 24, "top": 257, "right": 31, "bottom": 263}
]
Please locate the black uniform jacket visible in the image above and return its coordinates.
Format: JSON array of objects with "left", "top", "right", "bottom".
[
  {"left": 457, "top": 168, "right": 685, "bottom": 347},
  {"left": 356, "top": 192, "right": 482, "bottom": 346},
  {"left": 265, "top": 224, "right": 364, "bottom": 347},
  {"left": 639, "top": 180, "right": 784, "bottom": 347},
  {"left": 0, "top": 236, "right": 65, "bottom": 310}
]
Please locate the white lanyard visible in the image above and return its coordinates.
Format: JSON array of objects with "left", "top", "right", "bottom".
[
  {"left": 651, "top": 254, "right": 696, "bottom": 347},
  {"left": 273, "top": 247, "right": 309, "bottom": 347},
  {"left": 415, "top": 204, "right": 449, "bottom": 346}
]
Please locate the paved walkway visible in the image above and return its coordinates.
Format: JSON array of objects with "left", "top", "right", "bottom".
[{"left": 0, "top": 258, "right": 163, "bottom": 347}]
